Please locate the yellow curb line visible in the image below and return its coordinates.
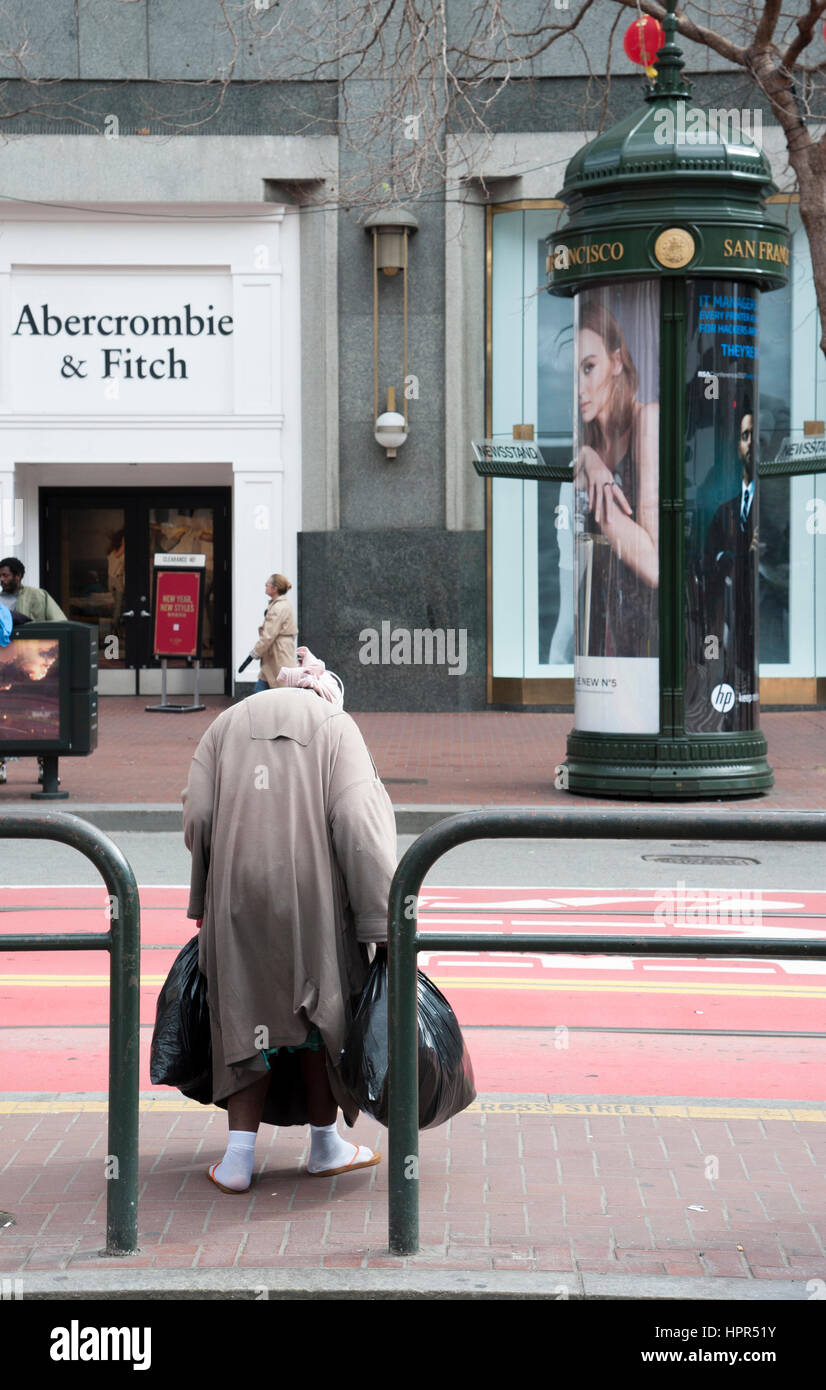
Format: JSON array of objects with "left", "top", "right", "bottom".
[
  {"left": 3, "top": 975, "right": 825, "bottom": 1000},
  {"left": 1, "top": 1099, "right": 824, "bottom": 1121},
  {"left": 468, "top": 1101, "right": 826, "bottom": 1121}
]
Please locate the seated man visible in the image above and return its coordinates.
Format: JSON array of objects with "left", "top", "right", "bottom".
[{"left": 0, "top": 556, "right": 66, "bottom": 622}]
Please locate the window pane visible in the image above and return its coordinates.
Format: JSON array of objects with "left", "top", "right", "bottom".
[
  {"left": 59, "top": 508, "right": 126, "bottom": 666},
  {"left": 537, "top": 238, "right": 575, "bottom": 666}
]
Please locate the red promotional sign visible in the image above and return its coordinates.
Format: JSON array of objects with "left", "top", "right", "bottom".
[{"left": 152, "top": 569, "right": 202, "bottom": 658}]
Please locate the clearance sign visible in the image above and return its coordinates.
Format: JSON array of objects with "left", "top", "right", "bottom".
[{"left": 152, "top": 553, "right": 205, "bottom": 660}]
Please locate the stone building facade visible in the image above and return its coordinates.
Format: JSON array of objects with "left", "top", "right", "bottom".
[{"left": 0, "top": 2, "right": 820, "bottom": 708}]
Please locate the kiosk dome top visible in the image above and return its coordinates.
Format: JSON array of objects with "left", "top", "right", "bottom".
[{"left": 560, "top": 1, "right": 774, "bottom": 197}]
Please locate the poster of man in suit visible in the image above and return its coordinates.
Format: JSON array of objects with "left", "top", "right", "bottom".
[
  {"left": 704, "top": 407, "right": 758, "bottom": 686},
  {"left": 685, "top": 281, "right": 760, "bottom": 733}
]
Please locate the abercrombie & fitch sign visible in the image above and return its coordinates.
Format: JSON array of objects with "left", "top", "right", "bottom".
[{"left": 13, "top": 302, "right": 234, "bottom": 381}]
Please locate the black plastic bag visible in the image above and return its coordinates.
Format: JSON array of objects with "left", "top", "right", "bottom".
[
  {"left": 150, "top": 936, "right": 213, "bottom": 1103},
  {"left": 340, "top": 956, "right": 476, "bottom": 1129},
  {"left": 149, "top": 937, "right": 321, "bottom": 1123}
]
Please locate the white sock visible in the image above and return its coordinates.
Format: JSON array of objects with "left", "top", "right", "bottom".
[
  {"left": 212, "top": 1129, "right": 257, "bottom": 1191},
  {"left": 308, "top": 1122, "right": 362, "bottom": 1173}
]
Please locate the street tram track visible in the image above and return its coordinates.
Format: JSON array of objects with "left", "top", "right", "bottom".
[{"left": 2, "top": 1022, "right": 824, "bottom": 1040}]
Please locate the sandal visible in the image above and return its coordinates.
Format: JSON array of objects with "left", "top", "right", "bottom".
[
  {"left": 206, "top": 1162, "right": 251, "bottom": 1195},
  {"left": 307, "top": 1144, "right": 381, "bottom": 1177}
]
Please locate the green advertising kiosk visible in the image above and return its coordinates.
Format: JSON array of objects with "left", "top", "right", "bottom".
[{"left": 545, "top": 0, "right": 789, "bottom": 797}]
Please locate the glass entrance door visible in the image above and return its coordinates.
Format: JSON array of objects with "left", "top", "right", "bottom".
[{"left": 40, "top": 488, "right": 230, "bottom": 695}]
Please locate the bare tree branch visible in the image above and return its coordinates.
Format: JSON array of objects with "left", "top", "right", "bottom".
[
  {"left": 453, "top": 0, "right": 602, "bottom": 75},
  {"left": 781, "top": 0, "right": 826, "bottom": 74},
  {"left": 752, "top": 0, "right": 783, "bottom": 51}
]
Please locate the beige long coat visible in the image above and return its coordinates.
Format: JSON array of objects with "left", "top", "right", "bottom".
[
  {"left": 251, "top": 595, "right": 297, "bottom": 686},
  {"left": 182, "top": 688, "right": 397, "bottom": 1124}
]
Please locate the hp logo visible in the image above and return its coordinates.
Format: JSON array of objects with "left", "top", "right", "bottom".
[{"left": 711, "top": 683, "right": 735, "bottom": 713}]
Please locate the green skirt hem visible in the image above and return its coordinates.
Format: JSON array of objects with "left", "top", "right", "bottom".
[{"left": 262, "top": 1025, "right": 323, "bottom": 1068}]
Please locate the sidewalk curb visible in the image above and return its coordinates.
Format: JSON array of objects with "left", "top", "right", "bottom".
[
  {"left": 7, "top": 802, "right": 826, "bottom": 835},
  {"left": 10, "top": 1268, "right": 809, "bottom": 1301},
  {"left": 0, "top": 802, "right": 505, "bottom": 834}
]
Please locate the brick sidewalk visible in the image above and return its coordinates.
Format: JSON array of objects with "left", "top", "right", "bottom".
[
  {"left": 0, "top": 698, "right": 824, "bottom": 809},
  {"left": 1, "top": 1097, "right": 824, "bottom": 1284}
]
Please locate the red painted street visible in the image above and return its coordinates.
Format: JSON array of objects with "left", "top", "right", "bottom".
[{"left": 2, "top": 884, "right": 824, "bottom": 1099}]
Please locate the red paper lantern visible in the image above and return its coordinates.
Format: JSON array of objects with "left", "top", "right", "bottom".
[{"left": 623, "top": 15, "right": 665, "bottom": 69}]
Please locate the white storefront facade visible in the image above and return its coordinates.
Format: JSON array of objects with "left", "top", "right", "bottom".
[{"left": 0, "top": 203, "right": 301, "bottom": 694}]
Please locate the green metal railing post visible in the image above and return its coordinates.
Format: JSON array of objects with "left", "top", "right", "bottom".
[
  {"left": 0, "top": 811, "right": 140, "bottom": 1255},
  {"left": 387, "top": 808, "right": 826, "bottom": 1255},
  {"left": 388, "top": 842, "right": 426, "bottom": 1256}
]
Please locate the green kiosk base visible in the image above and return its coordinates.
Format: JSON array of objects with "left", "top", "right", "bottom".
[{"left": 564, "top": 730, "right": 772, "bottom": 799}]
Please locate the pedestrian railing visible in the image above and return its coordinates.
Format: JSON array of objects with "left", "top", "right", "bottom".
[
  {"left": 0, "top": 812, "right": 140, "bottom": 1255},
  {"left": 387, "top": 808, "right": 826, "bottom": 1255}
]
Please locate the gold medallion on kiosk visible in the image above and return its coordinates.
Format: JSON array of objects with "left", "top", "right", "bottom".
[{"left": 653, "top": 227, "right": 696, "bottom": 268}]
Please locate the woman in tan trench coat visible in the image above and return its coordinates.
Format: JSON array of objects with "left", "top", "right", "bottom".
[
  {"left": 182, "top": 659, "right": 397, "bottom": 1192},
  {"left": 250, "top": 573, "right": 297, "bottom": 692}
]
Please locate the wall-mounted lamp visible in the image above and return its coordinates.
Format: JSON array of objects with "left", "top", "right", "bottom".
[
  {"left": 365, "top": 207, "right": 418, "bottom": 459},
  {"left": 374, "top": 385, "right": 408, "bottom": 459}
]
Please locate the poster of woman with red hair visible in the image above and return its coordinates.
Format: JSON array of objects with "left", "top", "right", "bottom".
[{"left": 572, "top": 281, "right": 660, "bottom": 734}]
